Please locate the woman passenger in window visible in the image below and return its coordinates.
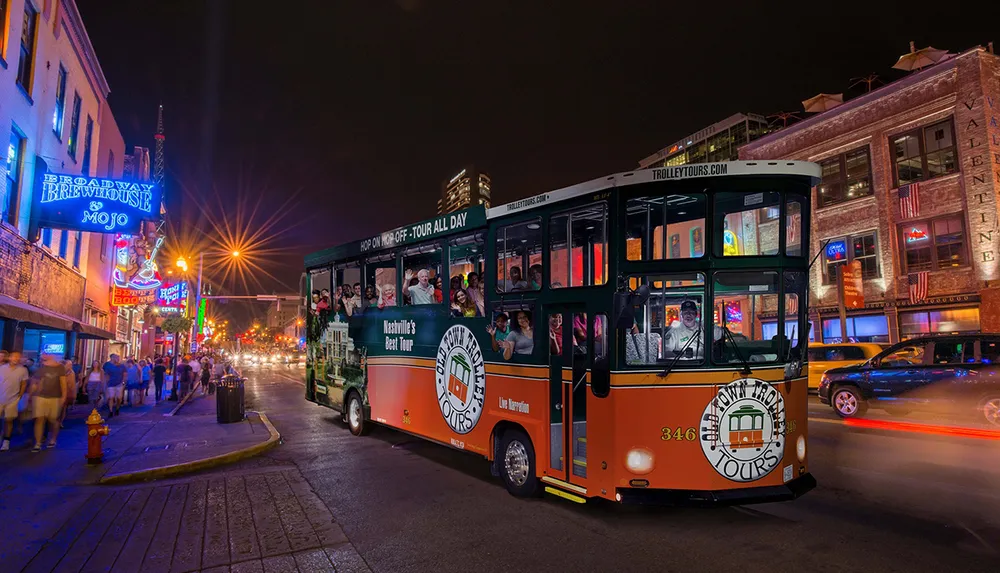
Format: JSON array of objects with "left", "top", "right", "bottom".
[
  {"left": 362, "top": 286, "right": 379, "bottom": 312},
  {"left": 377, "top": 283, "right": 396, "bottom": 308},
  {"left": 466, "top": 273, "right": 485, "bottom": 316},
  {"left": 548, "top": 314, "right": 563, "bottom": 355},
  {"left": 500, "top": 310, "right": 535, "bottom": 360},
  {"left": 451, "top": 289, "right": 477, "bottom": 318},
  {"left": 435, "top": 277, "right": 444, "bottom": 304},
  {"left": 529, "top": 264, "right": 543, "bottom": 290},
  {"left": 504, "top": 266, "right": 529, "bottom": 291},
  {"left": 450, "top": 275, "right": 464, "bottom": 301}
]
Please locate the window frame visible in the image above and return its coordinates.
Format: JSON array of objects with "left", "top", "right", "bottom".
[
  {"left": 821, "top": 231, "right": 880, "bottom": 285},
  {"left": 625, "top": 192, "right": 707, "bottom": 262},
  {"left": 549, "top": 202, "right": 608, "bottom": 290},
  {"left": 81, "top": 115, "right": 94, "bottom": 173},
  {"left": 816, "top": 146, "right": 873, "bottom": 208},
  {"left": 890, "top": 118, "right": 958, "bottom": 188},
  {"left": 400, "top": 242, "right": 444, "bottom": 307},
  {"left": 67, "top": 92, "right": 81, "bottom": 160},
  {"left": 53, "top": 64, "right": 67, "bottom": 139},
  {"left": 5, "top": 123, "right": 25, "bottom": 226},
  {"left": 623, "top": 272, "right": 708, "bottom": 369},
  {"left": 898, "top": 214, "right": 968, "bottom": 273},
  {"left": 494, "top": 217, "right": 543, "bottom": 294},
  {"left": 15, "top": 2, "right": 36, "bottom": 96}
]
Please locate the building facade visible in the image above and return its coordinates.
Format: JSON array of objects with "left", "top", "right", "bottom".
[
  {"left": 741, "top": 46, "right": 1000, "bottom": 344},
  {"left": 437, "top": 167, "right": 491, "bottom": 215},
  {"left": 0, "top": 0, "right": 120, "bottom": 359},
  {"left": 639, "top": 113, "right": 770, "bottom": 169}
]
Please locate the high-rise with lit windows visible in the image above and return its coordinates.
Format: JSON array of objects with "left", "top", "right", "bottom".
[
  {"left": 638, "top": 113, "right": 771, "bottom": 169},
  {"left": 437, "top": 167, "right": 491, "bottom": 215}
]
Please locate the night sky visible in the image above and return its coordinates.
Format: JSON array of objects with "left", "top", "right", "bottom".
[{"left": 77, "top": 1, "right": 993, "bottom": 325}]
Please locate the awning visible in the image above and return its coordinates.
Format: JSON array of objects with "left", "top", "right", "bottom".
[
  {"left": 0, "top": 294, "right": 116, "bottom": 340},
  {"left": 74, "top": 322, "right": 116, "bottom": 340},
  {"left": 0, "top": 294, "right": 75, "bottom": 331}
]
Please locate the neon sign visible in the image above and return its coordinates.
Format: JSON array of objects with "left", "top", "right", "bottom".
[
  {"left": 31, "top": 172, "right": 162, "bottom": 235},
  {"left": 905, "top": 227, "right": 928, "bottom": 242},
  {"left": 825, "top": 240, "right": 847, "bottom": 261},
  {"left": 113, "top": 234, "right": 163, "bottom": 290}
]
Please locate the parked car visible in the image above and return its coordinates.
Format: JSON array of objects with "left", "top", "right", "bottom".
[
  {"left": 818, "top": 335, "right": 1000, "bottom": 426},
  {"left": 807, "top": 343, "right": 887, "bottom": 390}
]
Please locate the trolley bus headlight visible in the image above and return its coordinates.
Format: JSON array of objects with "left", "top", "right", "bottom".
[
  {"left": 625, "top": 448, "right": 654, "bottom": 475},
  {"left": 796, "top": 435, "right": 806, "bottom": 462}
]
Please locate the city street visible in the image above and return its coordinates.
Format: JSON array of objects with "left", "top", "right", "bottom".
[{"left": 5, "top": 367, "right": 998, "bottom": 573}]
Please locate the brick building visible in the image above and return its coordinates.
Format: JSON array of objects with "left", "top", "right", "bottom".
[
  {"left": 741, "top": 46, "right": 1000, "bottom": 344},
  {"left": 0, "top": 1, "right": 123, "bottom": 360}
]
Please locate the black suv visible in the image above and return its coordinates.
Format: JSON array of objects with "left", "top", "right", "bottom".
[{"left": 818, "top": 335, "right": 1000, "bottom": 427}]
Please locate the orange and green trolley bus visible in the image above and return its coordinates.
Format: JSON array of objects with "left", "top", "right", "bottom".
[{"left": 304, "top": 160, "right": 820, "bottom": 505}]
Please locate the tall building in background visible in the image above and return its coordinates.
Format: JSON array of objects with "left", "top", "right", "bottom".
[
  {"left": 437, "top": 167, "right": 491, "bottom": 214},
  {"left": 122, "top": 146, "right": 151, "bottom": 181},
  {"left": 638, "top": 113, "right": 770, "bottom": 169}
]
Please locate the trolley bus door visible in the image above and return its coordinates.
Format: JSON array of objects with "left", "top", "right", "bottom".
[{"left": 547, "top": 305, "right": 589, "bottom": 484}]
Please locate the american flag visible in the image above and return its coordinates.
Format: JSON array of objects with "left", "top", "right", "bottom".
[
  {"left": 899, "top": 182, "right": 920, "bottom": 219},
  {"left": 908, "top": 271, "right": 929, "bottom": 303}
]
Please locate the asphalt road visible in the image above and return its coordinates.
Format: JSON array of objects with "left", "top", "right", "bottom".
[{"left": 246, "top": 366, "right": 998, "bottom": 573}]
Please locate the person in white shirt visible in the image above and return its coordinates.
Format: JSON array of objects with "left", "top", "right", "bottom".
[
  {"left": 0, "top": 352, "right": 29, "bottom": 451},
  {"left": 663, "top": 300, "right": 723, "bottom": 359}
]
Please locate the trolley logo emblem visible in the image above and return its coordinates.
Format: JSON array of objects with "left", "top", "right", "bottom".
[
  {"left": 699, "top": 378, "right": 786, "bottom": 483},
  {"left": 435, "top": 325, "right": 486, "bottom": 435}
]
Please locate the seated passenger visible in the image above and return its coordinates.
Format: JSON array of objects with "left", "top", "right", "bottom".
[
  {"left": 451, "top": 289, "right": 477, "bottom": 318},
  {"left": 664, "top": 300, "right": 722, "bottom": 359},
  {"left": 528, "top": 264, "right": 543, "bottom": 290},
  {"left": 503, "top": 266, "right": 529, "bottom": 292},
  {"left": 501, "top": 310, "right": 534, "bottom": 360},
  {"left": 486, "top": 312, "right": 511, "bottom": 352}
]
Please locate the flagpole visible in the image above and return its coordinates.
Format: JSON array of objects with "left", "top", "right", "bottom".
[{"left": 837, "top": 268, "right": 849, "bottom": 343}]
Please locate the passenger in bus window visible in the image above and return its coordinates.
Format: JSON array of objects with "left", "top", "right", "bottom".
[
  {"left": 451, "top": 289, "right": 477, "bottom": 318},
  {"left": 503, "top": 266, "right": 529, "bottom": 291},
  {"left": 404, "top": 269, "right": 436, "bottom": 305},
  {"left": 434, "top": 277, "right": 444, "bottom": 304},
  {"left": 549, "top": 314, "right": 563, "bottom": 355},
  {"left": 450, "top": 275, "right": 464, "bottom": 301},
  {"left": 500, "top": 311, "right": 534, "bottom": 360},
  {"left": 467, "top": 273, "right": 484, "bottom": 316},
  {"left": 528, "top": 264, "right": 542, "bottom": 290},
  {"left": 486, "top": 312, "right": 511, "bottom": 352},
  {"left": 377, "top": 283, "right": 396, "bottom": 308},
  {"left": 352, "top": 283, "right": 362, "bottom": 311},
  {"left": 362, "top": 286, "right": 379, "bottom": 313},
  {"left": 317, "top": 290, "right": 331, "bottom": 325}
]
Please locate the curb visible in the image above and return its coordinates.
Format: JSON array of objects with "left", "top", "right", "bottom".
[{"left": 99, "top": 411, "right": 280, "bottom": 485}]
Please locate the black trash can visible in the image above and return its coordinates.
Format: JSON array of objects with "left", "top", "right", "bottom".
[{"left": 216, "top": 375, "right": 246, "bottom": 423}]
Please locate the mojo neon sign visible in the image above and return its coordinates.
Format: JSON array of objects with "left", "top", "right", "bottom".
[{"left": 31, "top": 168, "right": 162, "bottom": 236}]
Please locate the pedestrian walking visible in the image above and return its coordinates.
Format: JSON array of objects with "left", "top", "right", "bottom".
[
  {"left": 0, "top": 351, "right": 29, "bottom": 451},
  {"left": 153, "top": 358, "right": 166, "bottom": 402},
  {"left": 59, "top": 359, "right": 75, "bottom": 428},
  {"left": 125, "top": 359, "right": 140, "bottom": 406},
  {"left": 211, "top": 359, "right": 225, "bottom": 395},
  {"left": 188, "top": 355, "right": 202, "bottom": 393},
  {"left": 102, "top": 354, "right": 126, "bottom": 417},
  {"left": 139, "top": 359, "right": 151, "bottom": 405},
  {"left": 84, "top": 361, "right": 104, "bottom": 411},
  {"left": 31, "top": 354, "right": 67, "bottom": 451},
  {"left": 200, "top": 358, "right": 211, "bottom": 396}
]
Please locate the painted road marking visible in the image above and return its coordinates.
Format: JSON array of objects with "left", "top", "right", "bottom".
[{"left": 269, "top": 371, "right": 305, "bottom": 386}]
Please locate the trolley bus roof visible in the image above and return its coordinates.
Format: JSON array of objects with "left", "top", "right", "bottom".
[
  {"left": 488, "top": 161, "right": 820, "bottom": 218},
  {"left": 305, "top": 161, "right": 820, "bottom": 269}
]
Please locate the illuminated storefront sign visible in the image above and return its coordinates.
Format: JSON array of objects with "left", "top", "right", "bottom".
[
  {"left": 825, "top": 240, "right": 847, "bottom": 261},
  {"left": 31, "top": 171, "right": 162, "bottom": 235},
  {"left": 113, "top": 234, "right": 164, "bottom": 290},
  {"left": 156, "top": 282, "right": 189, "bottom": 314},
  {"left": 111, "top": 285, "right": 156, "bottom": 307}
]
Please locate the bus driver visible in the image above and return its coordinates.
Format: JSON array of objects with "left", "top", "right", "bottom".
[{"left": 663, "top": 300, "right": 722, "bottom": 359}]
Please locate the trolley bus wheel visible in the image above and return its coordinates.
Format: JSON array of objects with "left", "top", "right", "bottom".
[
  {"left": 832, "top": 385, "right": 867, "bottom": 419},
  {"left": 347, "top": 392, "right": 367, "bottom": 436},
  {"left": 499, "top": 429, "right": 539, "bottom": 498}
]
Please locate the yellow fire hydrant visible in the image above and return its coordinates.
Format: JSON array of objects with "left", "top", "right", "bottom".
[{"left": 86, "top": 408, "right": 110, "bottom": 464}]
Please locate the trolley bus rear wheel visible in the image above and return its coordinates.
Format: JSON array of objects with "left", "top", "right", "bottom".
[
  {"left": 499, "top": 429, "right": 539, "bottom": 497},
  {"left": 832, "top": 385, "right": 867, "bottom": 419},
  {"left": 346, "top": 392, "right": 367, "bottom": 436}
]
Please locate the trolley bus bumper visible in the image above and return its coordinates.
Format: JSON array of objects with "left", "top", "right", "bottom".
[{"left": 615, "top": 473, "right": 817, "bottom": 506}]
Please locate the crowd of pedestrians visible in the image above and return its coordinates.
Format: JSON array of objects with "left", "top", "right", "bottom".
[{"left": 0, "top": 350, "right": 236, "bottom": 452}]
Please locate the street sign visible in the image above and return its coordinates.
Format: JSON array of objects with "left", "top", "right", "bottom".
[{"left": 840, "top": 260, "right": 864, "bottom": 309}]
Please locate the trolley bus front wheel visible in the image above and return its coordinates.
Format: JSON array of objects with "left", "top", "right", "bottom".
[
  {"left": 346, "top": 391, "right": 368, "bottom": 436},
  {"left": 499, "top": 429, "right": 540, "bottom": 498}
]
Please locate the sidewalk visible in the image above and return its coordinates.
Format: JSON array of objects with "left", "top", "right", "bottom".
[{"left": 0, "top": 378, "right": 279, "bottom": 487}]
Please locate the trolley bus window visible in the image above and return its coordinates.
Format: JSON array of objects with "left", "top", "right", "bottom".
[
  {"left": 449, "top": 238, "right": 485, "bottom": 315},
  {"left": 365, "top": 254, "right": 397, "bottom": 310},
  {"left": 712, "top": 271, "right": 780, "bottom": 364},
  {"left": 714, "top": 191, "right": 782, "bottom": 257},
  {"left": 786, "top": 196, "right": 805, "bottom": 257},
  {"left": 550, "top": 204, "right": 607, "bottom": 288},
  {"left": 592, "top": 313, "right": 609, "bottom": 397},
  {"left": 402, "top": 244, "right": 442, "bottom": 306},
  {"left": 626, "top": 194, "right": 705, "bottom": 261},
  {"left": 496, "top": 220, "right": 542, "bottom": 292},
  {"left": 489, "top": 303, "right": 537, "bottom": 361},
  {"left": 784, "top": 271, "right": 807, "bottom": 356},
  {"left": 625, "top": 273, "right": 706, "bottom": 366}
]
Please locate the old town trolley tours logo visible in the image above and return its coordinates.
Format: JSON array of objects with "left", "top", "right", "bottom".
[
  {"left": 699, "top": 378, "right": 786, "bottom": 482},
  {"left": 435, "top": 325, "right": 486, "bottom": 434}
]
